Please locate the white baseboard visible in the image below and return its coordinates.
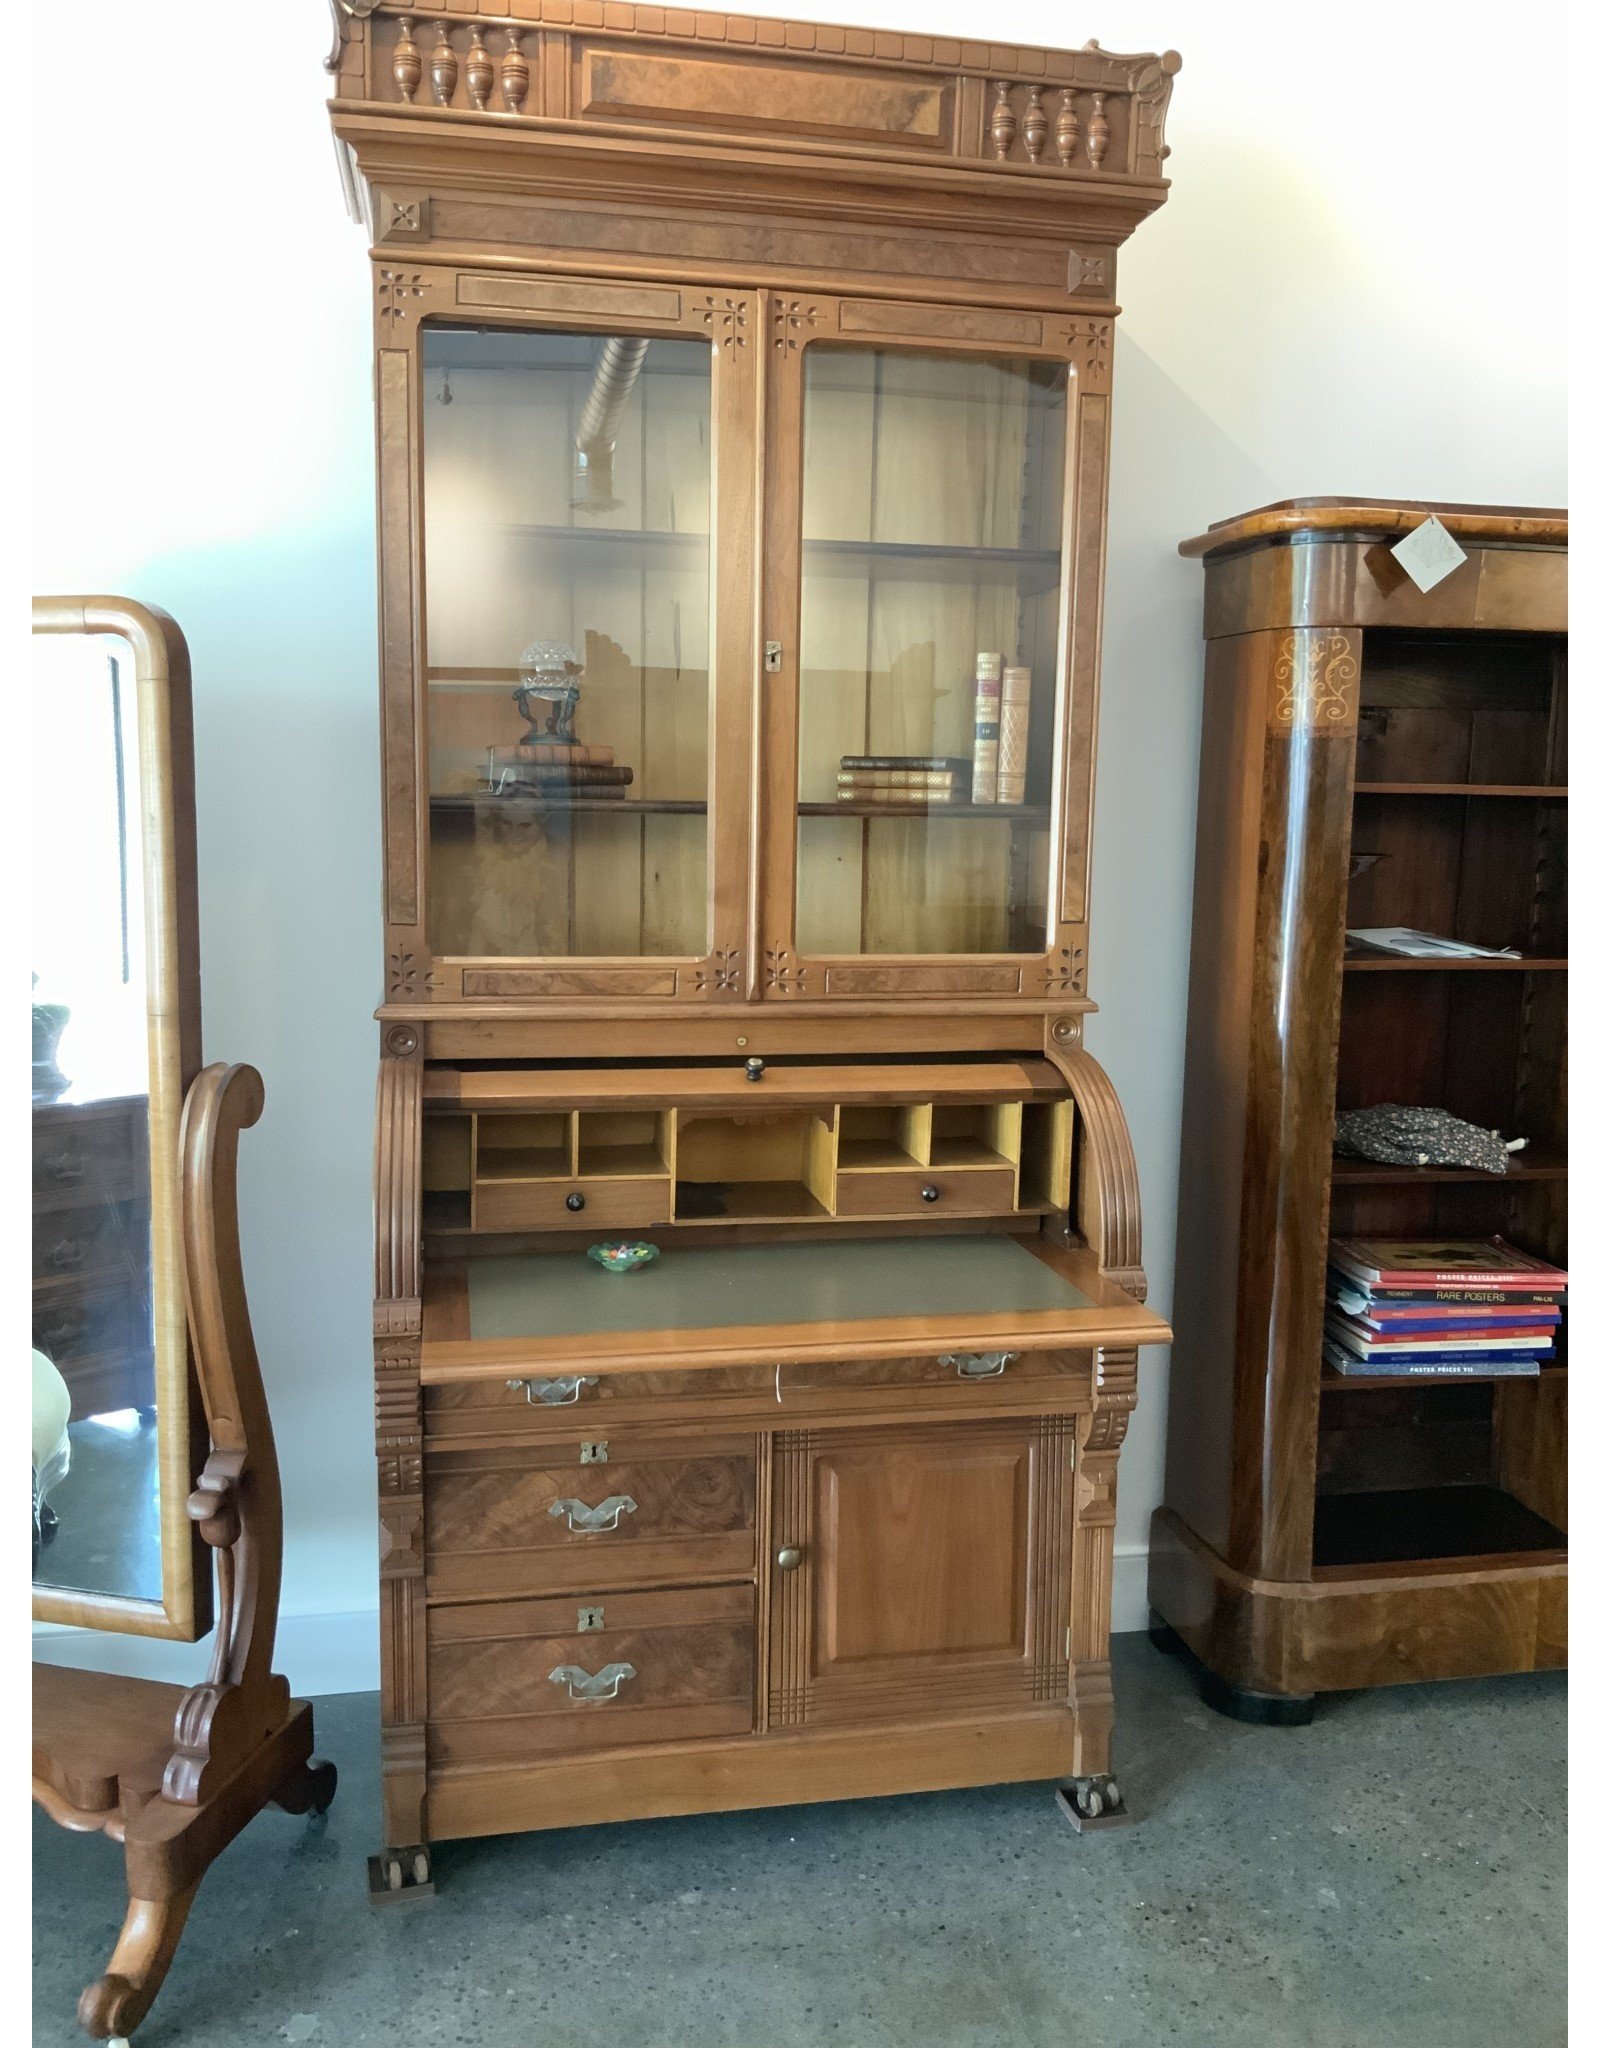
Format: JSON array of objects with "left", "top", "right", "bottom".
[{"left": 35, "top": 1553, "right": 1153, "bottom": 1700}]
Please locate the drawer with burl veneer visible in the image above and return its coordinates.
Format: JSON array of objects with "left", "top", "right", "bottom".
[
  {"left": 423, "top": 1434, "right": 757, "bottom": 1596},
  {"left": 427, "top": 1582, "right": 755, "bottom": 1764}
]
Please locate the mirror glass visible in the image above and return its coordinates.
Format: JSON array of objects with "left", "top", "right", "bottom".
[{"left": 31, "top": 632, "right": 163, "bottom": 1604}]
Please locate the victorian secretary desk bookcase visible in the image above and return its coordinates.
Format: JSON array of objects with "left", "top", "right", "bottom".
[{"left": 326, "top": 1, "right": 1178, "bottom": 1892}]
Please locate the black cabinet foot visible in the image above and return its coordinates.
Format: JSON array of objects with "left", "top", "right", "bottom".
[
  {"left": 368, "top": 1844, "right": 435, "bottom": 1903},
  {"left": 1147, "top": 1609, "right": 1316, "bottom": 1725}
]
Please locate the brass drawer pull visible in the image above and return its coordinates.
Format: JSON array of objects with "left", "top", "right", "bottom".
[
  {"left": 549, "top": 1494, "right": 637, "bottom": 1534},
  {"left": 938, "top": 1350, "right": 1019, "bottom": 1379},
  {"left": 548, "top": 1660, "right": 635, "bottom": 1703},
  {"left": 506, "top": 1374, "right": 598, "bottom": 1406}
]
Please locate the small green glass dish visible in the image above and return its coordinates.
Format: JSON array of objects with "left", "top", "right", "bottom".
[{"left": 587, "top": 1240, "right": 660, "bottom": 1276}]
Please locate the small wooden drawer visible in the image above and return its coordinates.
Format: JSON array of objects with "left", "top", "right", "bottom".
[
  {"left": 426, "top": 1366, "right": 777, "bottom": 1440},
  {"left": 32, "top": 1199, "right": 148, "bottom": 1286},
  {"left": 779, "top": 1348, "right": 1090, "bottom": 1413},
  {"left": 32, "top": 1103, "right": 145, "bottom": 1209},
  {"left": 425, "top": 1435, "right": 757, "bottom": 1595},
  {"left": 32, "top": 1278, "right": 147, "bottom": 1370},
  {"left": 427, "top": 1582, "right": 755, "bottom": 1764},
  {"left": 832, "top": 1165, "right": 1016, "bottom": 1218},
  {"left": 473, "top": 1176, "right": 671, "bottom": 1233}
]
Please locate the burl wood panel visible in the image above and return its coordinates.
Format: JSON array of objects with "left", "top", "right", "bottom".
[{"left": 426, "top": 1438, "right": 757, "bottom": 1595}]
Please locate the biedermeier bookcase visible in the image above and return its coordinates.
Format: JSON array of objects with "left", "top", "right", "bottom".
[
  {"left": 326, "top": 1, "right": 1178, "bottom": 1891},
  {"left": 1152, "top": 500, "right": 1567, "bottom": 1720}
]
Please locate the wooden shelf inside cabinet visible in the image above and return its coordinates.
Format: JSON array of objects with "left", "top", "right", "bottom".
[
  {"left": 1330, "top": 1144, "right": 1568, "bottom": 1186},
  {"left": 1353, "top": 783, "right": 1568, "bottom": 798},
  {"left": 1312, "top": 1485, "right": 1567, "bottom": 1573},
  {"left": 802, "top": 537, "right": 1062, "bottom": 591},
  {"left": 432, "top": 795, "right": 708, "bottom": 818},
  {"left": 1341, "top": 951, "right": 1567, "bottom": 972},
  {"left": 800, "top": 802, "right": 1049, "bottom": 822}
]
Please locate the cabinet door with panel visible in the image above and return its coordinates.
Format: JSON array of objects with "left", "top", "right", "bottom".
[
  {"left": 381, "top": 276, "right": 760, "bottom": 1006},
  {"left": 758, "top": 298, "right": 1113, "bottom": 1004},
  {"left": 768, "top": 1418, "right": 1074, "bottom": 1727}
]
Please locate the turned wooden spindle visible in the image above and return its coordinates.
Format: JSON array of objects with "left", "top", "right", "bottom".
[
  {"left": 1055, "top": 88, "right": 1080, "bottom": 165},
  {"left": 464, "top": 25, "right": 493, "bottom": 110},
  {"left": 1086, "top": 91, "right": 1110, "bottom": 170},
  {"left": 990, "top": 82, "right": 1016, "bottom": 160},
  {"left": 501, "top": 28, "right": 530, "bottom": 115},
  {"left": 392, "top": 17, "right": 421, "bottom": 104},
  {"left": 428, "top": 20, "right": 457, "bottom": 106},
  {"left": 1022, "top": 85, "right": 1048, "bottom": 164}
]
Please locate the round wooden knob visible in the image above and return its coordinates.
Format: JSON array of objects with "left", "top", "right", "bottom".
[
  {"left": 566, "top": 1192, "right": 586, "bottom": 1212},
  {"left": 920, "top": 1184, "right": 940, "bottom": 1203}
]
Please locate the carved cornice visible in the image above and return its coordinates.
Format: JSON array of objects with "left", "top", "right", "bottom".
[{"left": 329, "top": 3, "right": 1180, "bottom": 198}]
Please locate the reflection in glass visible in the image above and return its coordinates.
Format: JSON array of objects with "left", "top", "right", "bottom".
[
  {"left": 796, "top": 347, "right": 1067, "bottom": 955},
  {"left": 422, "top": 326, "right": 713, "bottom": 958},
  {"left": 31, "top": 635, "right": 161, "bottom": 1601}
]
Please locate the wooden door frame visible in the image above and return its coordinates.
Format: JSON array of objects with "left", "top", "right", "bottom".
[
  {"left": 755, "top": 292, "right": 1113, "bottom": 1005},
  {"left": 371, "top": 261, "right": 760, "bottom": 1006}
]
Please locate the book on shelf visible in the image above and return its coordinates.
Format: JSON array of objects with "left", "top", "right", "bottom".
[
  {"left": 1324, "top": 1314, "right": 1556, "bottom": 1360},
  {"left": 1345, "top": 927, "right": 1522, "bottom": 960},
  {"left": 836, "top": 769, "right": 971, "bottom": 793},
  {"left": 971, "top": 652, "right": 1002, "bottom": 804},
  {"left": 1323, "top": 1337, "right": 1543, "bottom": 1380},
  {"left": 839, "top": 755, "right": 973, "bottom": 773},
  {"left": 1331, "top": 1280, "right": 1566, "bottom": 1312},
  {"left": 496, "top": 742, "right": 616, "bottom": 766},
  {"left": 996, "top": 664, "right": 1031, "bottom": 806},
  {"left": 495, "top": 763, "right": 635, "bottom": 787},
  {"left": 1327, "top": 1237, "right": 1568, "bottom": 1290},
  {"left": 1327, "top": 1292, "right": 1563, "bottom": 1330}
]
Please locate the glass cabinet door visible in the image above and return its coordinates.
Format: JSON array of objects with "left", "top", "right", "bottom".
[
  {"left": 759, "top": 305, "right": 1101, "bottom": 1003},
  {"left": 421, "top": 324, "right": 714, "bottom": 961}
]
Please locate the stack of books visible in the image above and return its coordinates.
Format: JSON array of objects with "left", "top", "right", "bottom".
[
  {"left": 487, "top": 742, "right": 635, "bottom": 801},
  {"left": 1323, "top": 1236, "right": 1567, "bottom": 1379},
  {"left": 835, "top": 756, "right": 973, "bottom": 807}
]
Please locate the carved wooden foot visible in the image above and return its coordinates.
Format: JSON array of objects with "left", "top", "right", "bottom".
[
  {"left": 1056, "top": 1774, "right": 1133, "bottom": 1833},
  {"left": 271, "top": 1755, "right": 338, "bottom": 1817},
  {"left": 76, "top": 1884, "right": 198, "bottom": 2041},
  {"left": 367, "top": 1843, "right": 434, "bottom": 1904}
]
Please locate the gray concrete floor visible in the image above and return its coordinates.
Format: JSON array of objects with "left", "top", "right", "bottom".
[{"left": 32, "top": 1637, "right": 1566, "bottom": 2048}]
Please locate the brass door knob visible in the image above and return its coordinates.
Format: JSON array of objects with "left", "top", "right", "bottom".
[{"left": 776, "top": 1546, "right": 802, "bottom": 1572}]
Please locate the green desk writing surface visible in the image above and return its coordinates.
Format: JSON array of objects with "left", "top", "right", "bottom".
[{"left": 467, "top": 1235, "right": 1091, "bottom": 1342}]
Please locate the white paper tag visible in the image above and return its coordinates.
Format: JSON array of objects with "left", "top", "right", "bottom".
[{"left": 1390, "top": 514, "right": 1468, "bottom": 593}]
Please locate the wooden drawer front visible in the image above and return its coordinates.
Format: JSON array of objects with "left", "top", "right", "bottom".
[
  {"left": 832, "top": 1166, "right": 1016, "bottom": 1218},
  {"left": 474, "top": 1177, "right": 670, "bottom": 1233},
  {"left": 33, "top": 1104, "right": 144, "bottom": 1209},
  {"left": 425, "top": 1366, "right": 778, "bottom": 1440},
  {"left": 781, "top": 1349, "right": 1088, "bottom": 1411},
  {"left": 425, "top": 1437, "right": 757, "bottom": 1595},
  {"left": 428, "top": 1584, "right": 755, "bottom": 1763},
  {"left": 33, "top": 1199, "right": 148, "bottom": 1286},
  {"left": 33, "top": 1279, "right": 147, "bottom": 1370}
]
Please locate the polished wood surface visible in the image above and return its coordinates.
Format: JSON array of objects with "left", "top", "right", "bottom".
[
  {"left": 33, "top": 1065, "right": 334, "bottom": 2041},
  {"left": 330, "top": 1, "right": 1177, "bottom": 1874},
  {"left": 1156, "top": 503, "right": 1567, "bottom": 1709},
  {"left": 32, "top": 597, "right": 208, "bottom": 1642}
]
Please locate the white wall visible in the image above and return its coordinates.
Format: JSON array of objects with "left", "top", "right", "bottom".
[{"left": 32, "top": 0, "right": 1567, "bottom": 1691}]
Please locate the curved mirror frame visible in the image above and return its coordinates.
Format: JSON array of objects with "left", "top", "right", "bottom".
[{"left": 31, "top": 597, "right": 210, "bottom": 1640}]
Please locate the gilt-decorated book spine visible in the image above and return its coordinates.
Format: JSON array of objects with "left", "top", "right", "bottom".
[
  {"left": 971, "top": 652, "right": 1003, "bottom": 804},
  {"left": 997, "top": 665, "right": 1031, "bottom": 805}
]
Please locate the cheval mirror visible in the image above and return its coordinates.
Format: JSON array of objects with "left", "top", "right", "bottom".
[{"left": 31, "top": 596, "right": 210, "bottom": 1641}]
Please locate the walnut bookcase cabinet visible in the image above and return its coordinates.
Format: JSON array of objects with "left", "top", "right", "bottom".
[
  {"left": 326, "top": 1, "right": 1178, "bottom": 1890},
  {"left": 1151, "top": 500, "right": 1567, "bottom": 1723}
]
